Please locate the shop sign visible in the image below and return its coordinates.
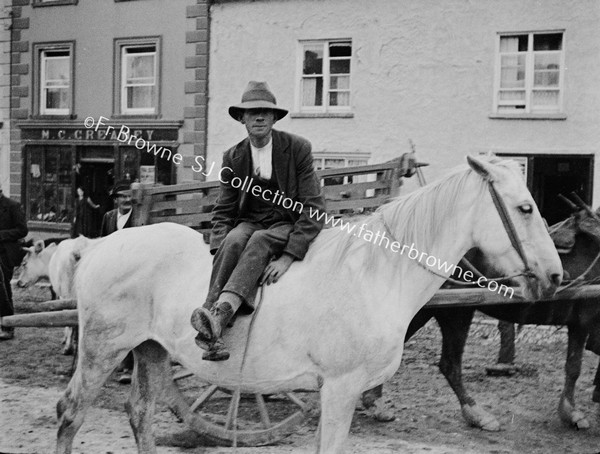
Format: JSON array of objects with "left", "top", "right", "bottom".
[{"left": 21, "top": 128, "right": 178, "bottom": 142}]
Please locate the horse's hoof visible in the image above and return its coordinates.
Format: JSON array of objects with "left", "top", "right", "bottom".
[
  {"left": 367, "top": 399, "right": 395, "bottom": 422},
  {"left": 461, "top": 404, "right": 500, "bottom": 431},
  {"left": 62, "top": 346, "right": 74, "bottom": 356},
  {"left": 559, "top": 399, "right": 590, "bottom": 429},
  {"left": 485, "top": 363, "right": 517, "bottom": 377},
  {"left": 571, "top": 410, "right": 590, "bottom": 430},
  {"left": 372, "top": 408, "right": 395, "bottom": 422}
]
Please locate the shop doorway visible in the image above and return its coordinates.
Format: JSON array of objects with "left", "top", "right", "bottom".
[{"left": 77, "top": 161, "right": 114, "bottom": 234}]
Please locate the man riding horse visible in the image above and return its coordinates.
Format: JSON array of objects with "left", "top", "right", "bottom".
[{"left": 190, "top": 81, "right": 326, "bottom": 361}]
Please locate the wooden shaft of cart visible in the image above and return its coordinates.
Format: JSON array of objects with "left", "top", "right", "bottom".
[{"left": 4, "top": 285, "right": 600, "bottom": 328}]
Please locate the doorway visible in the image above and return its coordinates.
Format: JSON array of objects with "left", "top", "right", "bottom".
[
  {"left": 77, "top": 161, "right": 114, "bottom": 235},
  {"left": 531, "top": 155, "right": 593, "bottom": 225}
]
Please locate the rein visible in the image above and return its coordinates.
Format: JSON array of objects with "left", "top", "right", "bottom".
[{"left": 380, "top": 177, "right": 536, "bottom": 286}]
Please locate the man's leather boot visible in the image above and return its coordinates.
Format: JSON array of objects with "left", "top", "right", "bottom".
[{"left": 190, "top": 301, "right": 235, "bottom": 350}]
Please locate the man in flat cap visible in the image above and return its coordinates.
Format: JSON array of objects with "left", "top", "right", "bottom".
[{"left": 191, "top": 81, "right": 325, "bottom": 360}]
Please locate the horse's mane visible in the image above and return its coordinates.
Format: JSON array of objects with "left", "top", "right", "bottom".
[{"left": 314, "top": 157, "right": 516, "bottom": 268}]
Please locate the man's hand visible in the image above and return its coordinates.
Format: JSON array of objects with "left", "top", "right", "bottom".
[{"left": 260, "top": 253, "right": 295, "bottom": 286}]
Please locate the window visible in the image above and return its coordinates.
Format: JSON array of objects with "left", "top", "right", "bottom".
[
  {"left": 313, "top": 152, "right": 368, "bottom": 185},
  {"left": 34, "top": 43, "right": 74, "bottom": 116},
  {"left": 494, "top": 32, "right": 564, "bottom": 114},
  {"left": 40, "top": 50, "right": 71, "bottom": 115},
  {"left": 26, "top": 146, "right": 74, "bottom": 223},
  {"left": 115, "top": 38, "right": 160, "bottom": 115},
  {"left": 119, "top": 147, "right": 174, "bottom": 185},
  {"left": 298, "top": 40, "right": 352, "bottom": 112}
]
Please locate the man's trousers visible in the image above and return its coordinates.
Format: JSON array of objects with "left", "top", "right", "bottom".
[{"left": 204, "top": 221, "right": 294, "bottom": 310}]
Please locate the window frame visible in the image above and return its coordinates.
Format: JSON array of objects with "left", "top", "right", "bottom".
[
  {"left": 113, "top": 36, "right": 161, "bottom": 117},
  {"left": 296, "top": 39, "right": 352, "bottom": 114},
  {"left": 33, "top": 0, "right": 78, "bottom": 6},
  {"left": 33, "top": 42, "right": 75, "bottom": 118},
  {"left": 492, "top": 30, "right": 565, "bottom": 116}
]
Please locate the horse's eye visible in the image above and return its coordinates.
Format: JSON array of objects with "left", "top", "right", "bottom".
[{"left": 519, "top": 204, "right": 533, "bottom": 214}]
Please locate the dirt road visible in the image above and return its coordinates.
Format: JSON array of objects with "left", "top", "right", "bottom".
[{"left": 2, "top": 286, "right": 600, "bottom": 453}]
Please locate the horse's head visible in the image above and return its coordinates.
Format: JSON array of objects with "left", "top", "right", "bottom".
[
  {"left": 575, "top": 208, "right": 600, "bottom": 246},
  {"left": 467, "top": 155, "right": 562, "bottom": 300}
]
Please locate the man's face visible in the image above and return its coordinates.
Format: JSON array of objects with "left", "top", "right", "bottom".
[
  {"left": 241, "top": 109, "right": 276, "bottom": 143},
  {"left": 116, "top": 194, "right": 132, "bottom": 214}
]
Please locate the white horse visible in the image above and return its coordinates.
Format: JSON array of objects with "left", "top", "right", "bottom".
[{"left": 56, "top": 156, "right": 562, "bottom": 454}]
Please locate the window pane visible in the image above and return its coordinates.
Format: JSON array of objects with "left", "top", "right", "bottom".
[
  {"left": 303, "top": 45, "right": 323, "bottom": 75},
  {"left": 301, "top": 77, "right": 322, "bottom": 106},
  {"left": 329, "top": 41, "right": 351, "bottom": 57},
  {"left": 499, "top": 90, "right": 526, "bottom": 102},
  {"left": 29, "top": 148, "right": 43, "bottom": 221},
  {"left": 45, "top": 57, "right": 69, "bottom": 82},
  {"left": 126, "top": 54, "right": 154, "bottom": 80},
  {"left": 329, "top": 91, "right": 349, "bottom": 106},
  {"left": 121, "top": 147, "right": 139, "bottom": 182},
  {"left": 330, "top": 75, "right": 349, "bottom": 90},
  {"left": 330, "top": 59, "right": 350, "bottom": 75},
  {"left": 534, "top": 33, "right": 562, "bottom": 51},
  {"left": 500, "top": 35, "right": 528, "bottom": 52},
  {"left": 324, "top": 159, "right": 345, "bottom": 168},
  {"left": 532, "top": 90, "right": 559, "bottom": 109},
  {"left": 348, "top": 159, "right": 367, "bottom": 167},
  {"left": 127, "top": 86, "right": 154, "bottom": 109},
  {"left": 500, "top": 55, "right": 526, "bottom": 88},
  {"left": 534, "top": 54, "right": 560, "bottom": 87},
  {"left": 46, "top": 88, "right": 69, "bottom": 109}
]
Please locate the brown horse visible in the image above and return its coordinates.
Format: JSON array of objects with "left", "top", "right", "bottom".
[{"left": 373, "top": 207, "right": 600, "bottom": 430}]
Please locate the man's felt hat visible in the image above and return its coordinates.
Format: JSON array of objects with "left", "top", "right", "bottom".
[
  {"left": 109, "top": 180, "right": 132, "bottom": 198},
  {"left": 228, "top": 81, "right": 289, "bottom": 122}
]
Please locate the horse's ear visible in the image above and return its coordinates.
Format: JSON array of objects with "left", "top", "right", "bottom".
[
  {"left": 467, "top": 155, "right": 495, "bottom": 180},
  {"left": 33, "top": 240, "right": 45, "bottom": 254}
]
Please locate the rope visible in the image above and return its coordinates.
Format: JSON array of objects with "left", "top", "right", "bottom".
[{"left": 232, "top": 284, "right": 265, "bottom": 447}]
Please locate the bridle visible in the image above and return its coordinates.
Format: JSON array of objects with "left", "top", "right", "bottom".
[{"left": 380, "top": 176, "right": 537, "bottom": 286}]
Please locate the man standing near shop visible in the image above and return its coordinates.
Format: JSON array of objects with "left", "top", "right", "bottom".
[
  {"left": 100, "top": 180, "right": 134, "bottom": 382},
  {"left": 0, "top": 183, "right": 28, "bottom": 340},
  {"left": 100, "top": 181, "right": 134, "bottom": 237},
  {"left": 190, "top": 81, "right": 325, "bottom": 361}
]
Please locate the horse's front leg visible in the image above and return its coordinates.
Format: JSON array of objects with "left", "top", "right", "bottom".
[
  {"left": 558, "top": 325, "right": 590, "bottom": 429},
  {"left": 436, "top": 308, "right": 500, "bottom": 431},
  {"left": 317, "top": 372, "right": 365, "bottom": 454},
  {"left": 359, "top": 308, "right": 436, "bottom": 422}
]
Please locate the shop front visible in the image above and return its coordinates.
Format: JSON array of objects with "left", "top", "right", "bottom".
[{"left": 19, "top": 121, "right": 182, "bottom": 236}]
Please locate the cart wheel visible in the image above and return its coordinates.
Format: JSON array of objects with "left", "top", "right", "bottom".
[{"left": 173, "top": 369, "right": 313, "bottom": 446}]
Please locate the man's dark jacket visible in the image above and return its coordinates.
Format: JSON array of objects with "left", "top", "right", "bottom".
[
  {"left": 100, "top": 208, "right": 133, "bottom": 237},
  {"left": 210, "top": 129, "right": 325, "bottom": 260},
  {"left": 0, "top": 194, "right": 28, "bottom": 268}
]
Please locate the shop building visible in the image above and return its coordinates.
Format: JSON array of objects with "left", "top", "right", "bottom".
[{"left": 10, "top": 0, "right": 209, "bottom": 236}]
